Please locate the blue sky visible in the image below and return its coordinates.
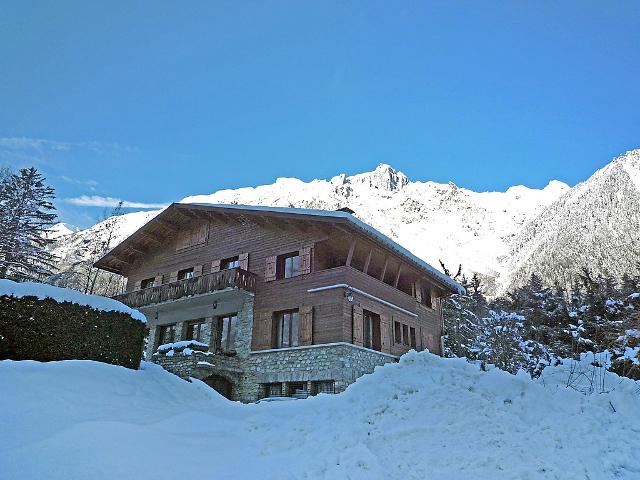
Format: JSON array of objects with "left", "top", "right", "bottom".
[{"left": 1, "top": 1, "right": 639, "bottom": 227}]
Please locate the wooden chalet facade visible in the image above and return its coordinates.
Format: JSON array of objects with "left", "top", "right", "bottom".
[{"left": 96, "top": 203, "right": 463, "bottom": 402}]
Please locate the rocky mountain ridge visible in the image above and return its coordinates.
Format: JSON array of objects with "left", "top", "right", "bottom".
[{"left": 49, "top": 149, "right": 640, "bottom": 294}]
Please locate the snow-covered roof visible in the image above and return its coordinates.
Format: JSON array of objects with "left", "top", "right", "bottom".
[
  {"left": 187, "top": 203, "right": 465, "bottom": 293},
  {"left": 0, "top": 279, "right": 146, "bottom": 322}
]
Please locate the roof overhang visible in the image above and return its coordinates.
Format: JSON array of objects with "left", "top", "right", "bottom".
[{"left": 95, "top": 203, "right": 465, "bottom": 294}]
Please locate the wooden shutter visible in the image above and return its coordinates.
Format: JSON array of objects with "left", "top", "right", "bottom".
[
  {"left": 414, "top": 282, "right": 423, "bottom": 303},
  {"left": 154, "top": 274, "right": 163, "bottom": 286},
  {"left": 352, "top": 304, "right": 364, "bottom": 346},
  {"left": 380, "top": 313, "right": 391, "bottom": 353},
  {"left": 134, "top": 280, "right": 142, "bottom": 291},
  {"left": 251, "top": 311, "right": 273, "bottom": 350},
  {"left": 300, "top": 245, "right": 312, "bottom": 275},
  {"left": 265, "top": 255, "right": 277, "bottom": 281},
  {"left": 238, "top": 252, "right": 249, "bottom": 271},
  {"left": 169, "top": 271, "right": 179, "bottom": 283},
  {"left": 211, "top": 259, "right": 221, "bottom": 273},
  {"left": 193, "top": 264, "right": 203, "bottom": 277},
  {"left": 299, "top": 305, "right": 313, "bottom": 346}
]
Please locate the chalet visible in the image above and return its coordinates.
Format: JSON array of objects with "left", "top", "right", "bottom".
[{"left": 96, "top": 203, "right": 463, "bottom": 402}]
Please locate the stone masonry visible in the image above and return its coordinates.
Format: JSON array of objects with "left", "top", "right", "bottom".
[{"left": 150, "top": 293, "right": 398, "bottom": 402}]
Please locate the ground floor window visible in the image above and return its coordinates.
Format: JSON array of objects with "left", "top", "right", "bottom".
[
  {"left": 402, "top": 324, "right": 409, "bottom": 346},
  {"left": 274, "top": 309, "right": 300, "bottom": 348},
  {"left": 216, "top": 314, "right": 238, "bottom": 352},
  {"left": 263, "top": 383, "right": 283, "bottom": 398},
  {"left": 158, "top": 324, "right": 176, "bottom": 346},
  {"left": 286, "top": 382, "right": 307, "bottom": 397},
  {"left": 410, "top": 327, "right": 417, "bottom": 349},
  {"left": 186, "top": 319, "right": 207, "bottom": 342},
  {"left": 311, "top": 381, "right": 335, "bottom": 395}
]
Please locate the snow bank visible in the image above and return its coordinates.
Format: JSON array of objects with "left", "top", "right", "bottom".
[
  {"left": 0, "top": 279, "right": 145, "bottom": 322},
  {"left": 1, "top": 351, "right": 638, "bottom": 479}
]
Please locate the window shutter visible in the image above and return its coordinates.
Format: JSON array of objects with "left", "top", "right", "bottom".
[
  {"left": 134, "top": 280, "right": 142, "bottom": 291},
  {"left": 414, "top": 282, "right": 423, "bottom": 303},
  {"left": 265, "top": 255, "right": 277, "bottom": 281},
  {"left": 193, "top": 264, "right": 203, "bottom": 277},
  {"left": 299, "top": 245, "right": 312, "bottom": 275},
  {"left": 238, "top": 252, "right": 249, "bottom": 271},
  {"left": 169, "top": 271, "right": 179, "bottom": 283},
  {"left": 154, "top": 274, "right": 163, "bottom": 286},
  {"left": 251, "top": 311, "right": 272, "bottom": 350},
  {"left": 352, "top": 304, "right": 364, "bottom": 346},
  {"left": 299, "top": 305, "right": 313, "bottom": 346},
  {"left": 211, "top": 259, "right": 221, "bottom": 273},
  {"left": 380, "top": 313, "right": 391, "bottom": 353}
]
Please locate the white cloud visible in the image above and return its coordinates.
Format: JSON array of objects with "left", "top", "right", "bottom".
[
  {"left": 0, "top": 137, "right": 137, "bottom": 154},
  {"left": 62, "top": 195, "right": 168, "bottom": 209}
]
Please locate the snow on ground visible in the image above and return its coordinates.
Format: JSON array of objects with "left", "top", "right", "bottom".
[
  {"left": 1, "top": 354, "right": 638, "bottom": 480},
  {"left": 0, "top": 279, "right": 145, "bottom": 322}
]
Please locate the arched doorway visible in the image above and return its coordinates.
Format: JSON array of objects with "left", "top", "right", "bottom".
[{"left": 203, "top": 374, "right": 233, "bottom": 399}]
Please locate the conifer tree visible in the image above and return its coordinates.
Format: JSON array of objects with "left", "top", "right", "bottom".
[{"left": 0, "top": 167, "right": 57, "bottom": 280}]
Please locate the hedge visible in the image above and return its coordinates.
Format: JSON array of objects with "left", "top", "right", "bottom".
[{"left": 0, "top": 295, "right": 147, "bottom": 369}]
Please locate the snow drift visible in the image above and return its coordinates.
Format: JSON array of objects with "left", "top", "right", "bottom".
[{"left": 1, "top": 352, "right": 638, "bottom": 480}]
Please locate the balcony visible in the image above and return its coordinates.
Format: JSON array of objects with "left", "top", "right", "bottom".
[{"left": 114, "top": 268, "right": 257, "bottom": 309}]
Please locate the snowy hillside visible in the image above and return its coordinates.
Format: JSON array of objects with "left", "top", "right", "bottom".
[
  {"left": 50, "top": 149, "right": 640, "bottom": 293},
  {"left": 1, "top": 351, "right": 638, "bottom": 480},
  {"left": 507, "top": 149, "right": 640, "bottom": 288}
]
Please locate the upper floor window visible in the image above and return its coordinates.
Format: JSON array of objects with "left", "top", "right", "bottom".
[
  {"left": 419, "top": 285, "right": 433, "bottom": 308},
  {"left": 158, "top": 324, "right": 176, "bottom": 346},
  {"left": 140, "top": 277, "right": 155, "bottom": 289},
  {"left": 217, "top": 314, "right": 238, "bottom": 352},
  {"left": 277, "top": 253, "right": 299, "bottom": 279},
  {"left": 221, "top": 256, "right": 240, "bottom": 270},
  {"left": 178, "top": 268, "right": 194, "bottom": 280},
  {"left": 186, "top": 319, "right": 207, "bottom": 342},
  {"left": 274, "top": 309, "right": 299, "bottom": 348}
]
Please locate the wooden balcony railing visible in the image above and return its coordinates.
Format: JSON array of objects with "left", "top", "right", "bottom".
[{"left": 114, "top": 268, "right": 257, "bottom": 308}]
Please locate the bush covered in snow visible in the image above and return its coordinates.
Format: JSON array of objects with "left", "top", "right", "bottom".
[{"left": 0, "top": 293, "right": 146, "bottom": 369}]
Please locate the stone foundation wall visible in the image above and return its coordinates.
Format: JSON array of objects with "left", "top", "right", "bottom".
[{"left": 154, "top": 342, "right": 397, "bottom": 402}]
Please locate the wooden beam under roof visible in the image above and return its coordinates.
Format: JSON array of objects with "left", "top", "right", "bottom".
[
  {"left": 380, "top": 256, "right": 389, "bottom": 281},
  {"left": 363, "top": 248, "right": 373, "bottom": 274},
  {"left": 345, "top": 238, "right": 357, "bottom": 266},
  {"left": 394, "top": 263, "right": 402, "bottom": 288}
]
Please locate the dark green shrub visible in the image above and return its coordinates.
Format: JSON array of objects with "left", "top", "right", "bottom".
[{"left": 0, "top": 295, "right": 147, "bottom": 369}]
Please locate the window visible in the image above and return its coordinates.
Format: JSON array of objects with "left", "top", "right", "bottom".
[
  {"left": 140, "top": 277, "right": 155, "bottom": 289},
  {"left": 263, "top": 383, "right": 283, "bottom": 398},
  {"left": 186, "top": 319, "right": 207, "bottom": 342},
  {"left": 216, "top": 315, "right": 238, "bottom": 352},
  {"left": 402, "top": 324, "right": 409, "bottom": 346},
  {"left": 420, "top": 285, "right": 433, "bottom": 308},
  {"left": 410, "top": 327, "right": 417, "bottom": 349},
  {"left": 363, "top": 312, "right": 374, "bottom": 349},
  {"left": 221, "top": 256, "right": 239, "bottom": 270},
  {"left": 178, "top": 268, "right": 194, "bottom": 280},
  {"left": 311, "top": 381, "right": 335, "bottom": 396},
  {"left": 274, "top": 309, "right": 300, "bottom": 348},
  {"left": 158, "top": 324, "right": 176, "bottom": 346},
  {"left": 362, "top": 310, "right": 381, "bottom": 351},
  {"left": 394, "top": 321, "right": 402, "bottom": 344},
  {"left": 277, "top": 252, "right": 299, "bottom": 279},
  {"left": 286, "top": 382, "right": 307, "bottom": 397}
]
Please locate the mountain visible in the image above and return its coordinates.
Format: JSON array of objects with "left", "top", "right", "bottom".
[
  {"left": 44, "top": 223, "right": 79, "bottom": 240},
  {"left": 50, "top": 149, "right": 640, "bottom": 294},
  {"left": 505, "top": 149, "right": 640, "bottom": 289}
]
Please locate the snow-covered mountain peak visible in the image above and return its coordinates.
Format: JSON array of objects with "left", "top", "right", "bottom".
[
  {"left": 612, "top": 149, "right": 640, "bottom": 191},
  {"left": 45, "top": 222, "right": 79, "bottom": 240},
  {"left": 348, "top": 163, "right": 409, "bottom": 192}
]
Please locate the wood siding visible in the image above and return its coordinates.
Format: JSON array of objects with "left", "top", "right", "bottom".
[{"left": 120, "top": 214, "right": 446, "bottom": 356}]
